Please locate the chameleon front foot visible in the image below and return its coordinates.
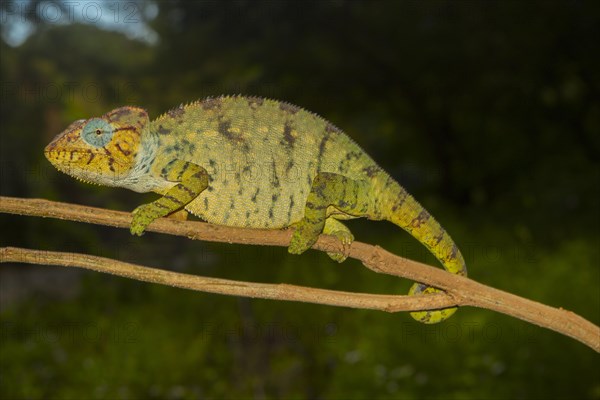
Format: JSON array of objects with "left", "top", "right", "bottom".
[
  {"left": 289, "top": 217, "right": 354, "bottom": 263},
  {"left": 130, "top": 203, "right": 163, "bottom": 236}
]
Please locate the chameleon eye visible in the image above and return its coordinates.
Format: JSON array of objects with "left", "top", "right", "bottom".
[{"left": 82, "top": 118, "right": 114, "bottom": 147}]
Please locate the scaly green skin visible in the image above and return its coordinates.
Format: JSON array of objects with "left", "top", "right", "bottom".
[{"left": 44, "top": 95, "right": 467, "bottom": 323}]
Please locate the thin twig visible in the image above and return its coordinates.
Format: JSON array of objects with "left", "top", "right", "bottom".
[
  {"left": 0, "top": 247, "right": 454, "bottom": 313},
  {"left": 1, "top": 196, "right": 599, "bottom": 352}
]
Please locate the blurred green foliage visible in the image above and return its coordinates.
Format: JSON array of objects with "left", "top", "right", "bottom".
[{"left": 0, "top": 1, "right": 599, "bottom": 399}]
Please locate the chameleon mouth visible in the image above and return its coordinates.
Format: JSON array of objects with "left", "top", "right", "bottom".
[
  {"left": 44, "top": 149, "right": 106, "bottom": 186},
  {"left": 44, "top": 148, "right": 89, "bottom": 165}
]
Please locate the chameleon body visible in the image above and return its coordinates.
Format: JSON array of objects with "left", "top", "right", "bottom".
[{"left": 44, "top": 95, "right": 467, "bottom": 323}]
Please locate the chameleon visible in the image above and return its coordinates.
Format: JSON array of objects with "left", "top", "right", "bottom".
[{"left": 44, "top": 95, "right": 467, "bottom": 323}]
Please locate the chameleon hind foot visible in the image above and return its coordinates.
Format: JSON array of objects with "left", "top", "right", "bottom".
[
  {"left": 408, "top": 282, "right": 457, "bottom": 324},
  {"left": 288, "top": 218, "right": 323, "bottom": 255},
  {"left": 288, "top": 218, "right": 354, "bottom": 262},
  {"left": 323, "top": 218, "right": 354, "bottom": 263},
  {"left": 288, "top": 172, "right": 370, "bottom": 258}
]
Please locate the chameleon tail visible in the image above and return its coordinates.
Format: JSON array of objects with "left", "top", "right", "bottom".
[{"left": 379, "top": 177, "right": 467, "bottom": 324}]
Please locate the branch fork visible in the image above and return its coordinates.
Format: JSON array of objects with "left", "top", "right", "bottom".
[{"left": 1, "top": 196, "right": 598, "bottom": 352}]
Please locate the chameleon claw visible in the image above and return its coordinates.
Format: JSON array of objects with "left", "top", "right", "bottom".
[
  {"left": 326, "top": 230, "right": 354, "bottom": 263},
  {"left": 130, "top": 224, "right": 146, "bottom": 236}
]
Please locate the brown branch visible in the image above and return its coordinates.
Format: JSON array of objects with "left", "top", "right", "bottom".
[
  {"left": 0, "top": 247, "right": 454, "bottom": 313},
  {"left": 1, "top": 195, "right": 599, "bottom": 352}
]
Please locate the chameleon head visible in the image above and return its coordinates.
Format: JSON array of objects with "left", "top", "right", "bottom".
[{"left": 44, "top": 107, "right": 149, "bottom": 186}]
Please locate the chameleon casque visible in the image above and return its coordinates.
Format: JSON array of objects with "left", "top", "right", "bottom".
[{"left": 44, "top": 95, "right": 467, "bottom": 323}]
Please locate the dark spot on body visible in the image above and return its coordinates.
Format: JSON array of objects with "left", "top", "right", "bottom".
[
  {"left": 218, "top": 121, "right": 235, "bottom": 140},
  {"left": 346, "top": 151, "right": 362, "bottom": 160},
  {"left": 202, "top": 97, "right": 222, "bottom": 110},
  {"left": 287, "top": 195, "right": 295, "bottom": 222},
  {"left": 317, "top": 132, "right": 332, "bottom": 170},
  {"left": 325, "top": 122, "right": 341, "bottom": 133},
  {"left": 279, "top": 102, "right": 301, "bottom": 114},
  {"left": 165, "top": 144, "right": 182, "bottom": 154},
  {"left": 218, "top": 121, "right": 247, "bottom": 149},
  {"left": 449, "top": 244, "right": 458, "bottom": 260},
  {"left": 107, "top": 107, "right": 133, "bottom": 121},
  {"left": 251, "top": 188, "right": 260, "bottom": 202},
  {"left": 177, "top": 161, "right": 190, "bottom": 177},
  {"left": 86, "top": 152, "right": 95, "bottom": 165},
  {"left": 433, "top": 232, "right": 446, "bottom": 246},
  {"left": 181, "top": 139, "right": 195, "bottom": 153},
  {"left": 112, "top": 126, "right": 134, "bottom": 133},
  {"left": 157, "top": 125, "right": 171, "bottom": 135},
  {"left": 281, "top": 121, "right": 296, "bottom": 149},
  {"left": 164, "top": 194, "right": 184, "bottom": 205},
  {"left": 391, "top": 190, "right": 409, "bottom": 212},
  {"left": 285, "top": 160, "right": 294, "bottom": 174},
  {"left": 362, "top": 165, "right": 379, "bottom": 178},
  {"left": 271, "top": 158, "right": 280, "bottom": 188},
  {"left": 107, "top": 156, "right": 115, "bottom": 172},
  {"left": 247, "top": 97, "right": 264, "bottom": 109},
  {"left": 168, "top": 105, "right": 185, "bottom": 119},
  {"left": 338, "top": 200, "right": 350, "bottom": 209},
  {"left": 411, "top": 210, "right": 431, "bottom": 229},
  {"left": 154, "top": 202, "right": 170, "bottom": 210},
  {"left": 181, "top": 184, "right": 197, "bottom": 198}
]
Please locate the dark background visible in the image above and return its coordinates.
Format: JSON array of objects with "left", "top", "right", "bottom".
[{"left": 1, "top": 1, "right": 599, "bottom": 399}]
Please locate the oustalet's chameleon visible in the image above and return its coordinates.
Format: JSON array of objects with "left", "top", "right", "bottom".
[{"left": 44, "top": 95, "right": 467, "bottom": 323}]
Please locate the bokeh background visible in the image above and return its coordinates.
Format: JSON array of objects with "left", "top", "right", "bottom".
[{"left": 1, "top": 1, "right": 599, "bottom": 399}]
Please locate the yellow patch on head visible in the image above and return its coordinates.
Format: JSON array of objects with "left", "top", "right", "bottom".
[{"left": 44, "top": 107, "right": 149, "bottom": 185}]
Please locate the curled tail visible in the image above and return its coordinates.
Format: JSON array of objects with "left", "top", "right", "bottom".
[{"left": 378, "top": 177, "right": 467, "bottom": 324}]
